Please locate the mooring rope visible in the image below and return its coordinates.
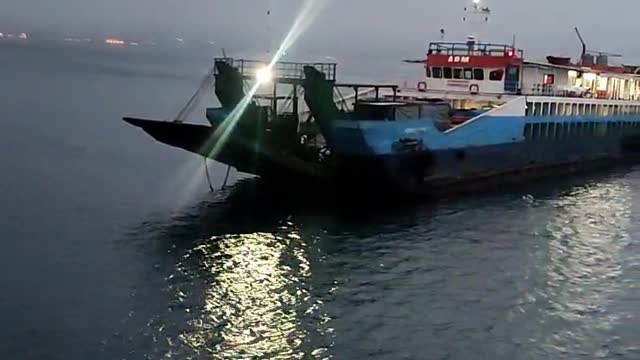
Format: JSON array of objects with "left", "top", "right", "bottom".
[
  {"left": 203, "top": 157, "right": 214, "bottom": 192},
  {"left": 173, "top": 67, "right": 216, "bottom": 123}
]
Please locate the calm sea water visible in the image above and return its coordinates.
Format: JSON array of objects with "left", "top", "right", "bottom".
[{"left": 1, "top": 43, "right": 639, "bottom": 360}]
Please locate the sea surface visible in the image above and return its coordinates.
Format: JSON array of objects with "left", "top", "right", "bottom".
[{"left": 1, "top": 43, "right": 639, "bottom": 360}]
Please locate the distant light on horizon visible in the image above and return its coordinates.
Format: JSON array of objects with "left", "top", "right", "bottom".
[
  {"left": 0, "top": 32, "right": 28, "bottom": 41},
  {"left": 105, "top": 38, "right": 125, "bottom": 46},
  {"left": 64, "top": 37, "right": 93, "bottom": 43}
]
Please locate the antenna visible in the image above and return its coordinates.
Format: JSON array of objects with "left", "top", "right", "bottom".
[
  {"left": 463, "top": 0, "right": 491, "bottom": 41},
  {"left": 574, "top": 27, "right": 586, "bottom": 61},
  {"left": 266, "top": 0, "right": 273, "bottom": 56}
]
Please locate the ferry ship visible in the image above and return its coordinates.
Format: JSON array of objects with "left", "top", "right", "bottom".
[{"left": 124, "top": 1, "right": 640, "bottom": 195}]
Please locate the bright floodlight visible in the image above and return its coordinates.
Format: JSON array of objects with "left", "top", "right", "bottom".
[
  {"left": 256, "top": 66, "right": 273, "bottom": 84},
  {"left": 473, "top": 0, "right": 480, "bottom": 3}
]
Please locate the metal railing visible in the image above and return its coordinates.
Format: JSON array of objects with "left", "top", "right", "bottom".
[
  {"left": 214, "top": 58, "right": 337, "bottom": 81},
  {"left": 428, "top": 42, "right": 524, "bottom": 58}
]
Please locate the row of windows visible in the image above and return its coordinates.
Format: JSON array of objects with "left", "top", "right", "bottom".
[
  {"left": 427, "top": 67, "right": 504, "bottom": 81},
  {"left": 524, "top": 121, "right": 640, "bottom": 140},
  {"left": 526, "top": 102, "right": 640, "bottom": 117}
]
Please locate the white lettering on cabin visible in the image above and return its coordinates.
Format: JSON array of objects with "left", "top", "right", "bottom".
[{"left": 447, "top": 56, "right": 470, "bottom": 63}]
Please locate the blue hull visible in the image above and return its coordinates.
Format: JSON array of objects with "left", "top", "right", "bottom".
[{"left": 330, "top": 111, "right": 640, "bottom": 193}]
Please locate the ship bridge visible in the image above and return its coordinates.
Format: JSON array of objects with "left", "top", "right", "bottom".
[{"left": 423, "top": 41, "right": 524, "bottom": 96}]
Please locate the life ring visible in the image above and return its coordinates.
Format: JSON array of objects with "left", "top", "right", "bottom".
[
  {"left": 469, "top": 84, "right": 480, "bottom": 95},
  {"left": 417, "top": 81, "right": 427, "bottom": 92}
]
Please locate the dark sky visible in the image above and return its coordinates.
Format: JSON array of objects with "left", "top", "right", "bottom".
[{"left": 2, "top": 0, "right": 640, "bottom": 60}]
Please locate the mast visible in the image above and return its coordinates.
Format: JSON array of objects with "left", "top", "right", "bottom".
[{"left": 463, "top": 0, "right": 491, "bottom": 43}]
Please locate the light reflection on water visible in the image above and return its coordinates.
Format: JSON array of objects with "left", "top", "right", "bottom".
[
  {"left": 504, "top": 176, "right": 637, "bottom": 358},
  {"left": 131, "top": 172, "right": 640, "bottom": 360},
  {"left": 169, "top": 227, "right": 331, "bottom": 359},
  {"left": 541, "top": 181, "right": 633, "bottom": 357}
]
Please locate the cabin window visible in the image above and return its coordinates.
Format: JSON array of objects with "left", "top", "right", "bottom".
[
  {"left": 550, "top": 103, "right": 558, "bottom": 115},
  {"left": 489, "top": 69, "right": 504, "bottom": 81},
  {"left": 474, "top": 69, "right": 485, "bottom": 80},
  {"left": 453, "top": 68, "right": 463, "bottom": 79},
  {"left": 426, "top": 67, "right": 431, "bottom": 78},
  {"left": 542, "top": 103, "right": 550, "bottom": 116},
  {"left": 543, "top": 74, "right": 555, "bottom": 85},
  {"left": 525, "top": 102, "right": 533, "bottom": 116},
  {"left": 533, "top": 102, "right": 542, "bottom": 117},
  {"left": 443, "top": 67, "right": 453, "bottom": 79},
  {"left": 571, "top": 103, "right": 578, "bottom": 116},
  {"left": 353, "top": 104, "right": 396, "bottom": 121},
  {"left": 558, "top": 103, "right": 565, "bottom": 116},
  {"left": 565, "top": 103, "right": 573, "bottom": 116},
  {"left": 464, "top": 68, "right": 473, "bottom": 80},
  {"left": 578, "top": 103, "right": 585, "bottom": 116},
  {"left": 432, "top": 67, "right": 442, "bottom": 78}
]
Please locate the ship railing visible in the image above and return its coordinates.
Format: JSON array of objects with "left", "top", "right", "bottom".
[
  {"left": 428, "top": 42, "right": 524, "bottom": 58},
  {"left": 524, "top": 84, "right": 602, "bottom": 98},
  {"left": 214, "top": 57, "right": 337, "bottom": 82}
]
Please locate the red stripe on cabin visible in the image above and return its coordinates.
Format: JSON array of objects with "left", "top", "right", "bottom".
[{"left": 427, "top": 54, "right": 523, "bottom": 68}]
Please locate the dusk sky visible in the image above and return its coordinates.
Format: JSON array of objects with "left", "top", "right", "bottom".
[{"left": 3, "top": 0, "right": 640, "bottom": 61}]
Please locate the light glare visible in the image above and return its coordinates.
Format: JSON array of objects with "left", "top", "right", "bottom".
[{"left": 256, "top": 67, "right": 273, "bottom": 84}]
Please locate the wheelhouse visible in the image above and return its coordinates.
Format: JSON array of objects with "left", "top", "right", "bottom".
[{"left": 423, "top": 41, "right": 524, "bottom": 95}]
